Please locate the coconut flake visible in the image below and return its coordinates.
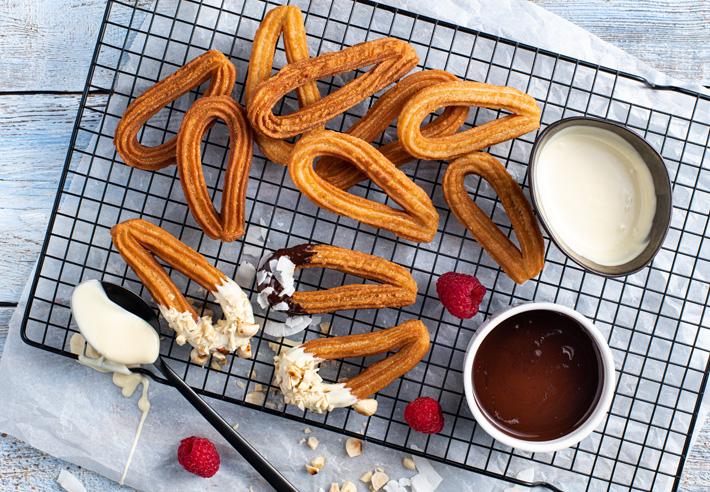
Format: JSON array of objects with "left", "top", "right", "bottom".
[
  {"left": 57, "top": 470, "right": 87, "bottom": 492},
  {"left": 257, "top": 287, "right": 274, "bottom": 309},
  {"left": 236, "top": 261, "right": 256, "bottom": 288},
  {"left": 383, "top": 481, "right": 408, "bottom": 492},
  {"left": 411, "top": 474, "right": 435, "bottom": 492},
  {"left": 263, "top": 319, "right": 308, "bottom": 337},
  {"left": 272, "top": 302, "right": 290, "bottom": 312},
  {"left": 412, "top": 456, "right": 442, "bottom": 490},
  {"left": 285, "top": 315, "right": 311, "bottom": 333}
]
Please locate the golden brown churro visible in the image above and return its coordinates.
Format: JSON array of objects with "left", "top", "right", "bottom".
[
  {"left": 256, "top": 243, "right": 417, "bottom": 315},
  {"left": 176, "top": 96, "right": 253, "bottom": 242},
  {"left": 274, "top": 320, "right": 430, "bottom": 415},
  {"left": 245, "top": 5, "right": 322, "bottom": 165},
  {"left": 315, "top": 70, "right": 469, "bottom": 190},
  {"left": 110, "top": 219, "right": 258, "bottom": 364},
  {"left": 442, "top": 152, "right": 545, "bottom": 284},
  {"left": 114, "top": 50, "right": 236, "bottom": 171},
  {"left": 398, "top": 81, "right": 541, "bottom": 160},
  {"left": 288, "top": 131, "right": 439, "bottom": 243},
  {"left": 247, "top": 37, "right": 419, "bottom": 139}
]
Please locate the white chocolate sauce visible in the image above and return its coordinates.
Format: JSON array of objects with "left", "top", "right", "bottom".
[
  {"left": 70, "top": 280, "right": 160, "bottom": 486},
  {"left": 534, "top": 126, "right": 657, "bottom": 266},
  {"left": 71, "top": 279, "right": 159, "bottom": 365}
]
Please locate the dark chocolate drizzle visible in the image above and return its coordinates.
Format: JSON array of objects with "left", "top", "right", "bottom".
[{"left": 256, "top": 243, "right": 316, "bottom": 315}]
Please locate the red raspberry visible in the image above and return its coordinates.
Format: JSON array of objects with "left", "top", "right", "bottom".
[
  {"left": 177, "top": 436, "right": 220, "bottom": 478},
  {"left": 404, "top": 397, "right": 445, "bottom": 434},
  {"left": 436, "top": 272, "right": 486, "bottom": 319}
]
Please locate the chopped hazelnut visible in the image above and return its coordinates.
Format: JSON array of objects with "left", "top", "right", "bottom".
[
  {"left": 307, "top": 436, "right": 319, "bottom": 450},
  {"left": 304, "top": 428, "right": 312, "bottom": 434},
  {"left": 360, "top": 471, "right": 373, "bottom": 483},
  {"left": 341, "top": 482, "right": 357, "bottom": 492},
  {"left": 305, "top": 464, "right": 319, "bottom": 475},
  {"left": 311, "top": 456, "right": 326, "bottom": 468},
  {"left": 345, "top": 437, "right": 362, "bottom": 457},
  {"left": 353, "top": 398, "right": 378, "bottom": 416},
  {"left": 403, "top": 457, "right": 416, "bottom": 470},
  {"left": 329, "top": 484, "right": 340, "bottom": 492},
  {"left": 371, "top": 471, "right": 388, "bottom": 491}
]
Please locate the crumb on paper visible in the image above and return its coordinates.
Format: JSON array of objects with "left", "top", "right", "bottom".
[
  {"left": 304, "top": 428, "right": 312, "bottom": 434},
  {"left": 345, "top": 437, "right": 362, "bottom": 457},
  {"left": 232, "top": 423, "right": 239, "bottom": 430},
  {"left": 299, "top": 438, "right": 307, "bottom": 445}
]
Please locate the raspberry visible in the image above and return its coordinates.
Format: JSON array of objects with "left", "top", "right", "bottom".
[
  {"left": 436, "top": 272, "right": 486, "bottom": 319},
  {"left": 177, "top": 436, "right": 220, "bottom": 478},
  {"left": 404, "top": 397, "right": 445, "bottom": 434}
]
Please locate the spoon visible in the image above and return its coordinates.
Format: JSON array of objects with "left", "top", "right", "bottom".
[{"left": 80, "top": 281, "right": 299, "bottom": 492}]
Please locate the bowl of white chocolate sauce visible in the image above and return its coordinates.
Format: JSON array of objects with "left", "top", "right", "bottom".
[{"left": 529, "top": 117, "right": 672, "bottom": 277}]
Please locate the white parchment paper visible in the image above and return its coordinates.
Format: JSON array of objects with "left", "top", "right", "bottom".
[{"left": 1, "top": 1, "right": 708, "bottom": 491}]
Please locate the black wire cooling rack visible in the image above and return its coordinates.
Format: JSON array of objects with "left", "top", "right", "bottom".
[{"left": 20, "top": 0, "right": 710, "bottom": 490}]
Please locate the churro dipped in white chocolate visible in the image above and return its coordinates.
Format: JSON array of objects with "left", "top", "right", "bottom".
[
  {"left": 274, "top": 320, "right": 430, "bottom": 415},
  {"left": 110, "top": 219, "right": 258, "bottom": 365}
]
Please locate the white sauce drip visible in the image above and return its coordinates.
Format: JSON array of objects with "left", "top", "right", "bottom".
[
  {"left": 70, "top": 280, "right": 160, "bottom": 486},
  {"left": 534, "top": 126, "right": 657, "bottom": 266}
]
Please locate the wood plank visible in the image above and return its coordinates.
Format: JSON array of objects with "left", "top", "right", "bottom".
[
  {"left": 0, "top": 93, "right": 106, "bottom": 304},
  {"left": 0, "top": 0, "right": 152, "bottom": 93},
  {"left": 529, "top": 0, "right": 710, "bottom": 87}
]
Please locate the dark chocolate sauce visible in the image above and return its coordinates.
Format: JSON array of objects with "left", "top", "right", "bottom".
[
  {"left": 473, "top": 310, "right": 602, "bottom": 441},
  {"left": 256, "top": 244, "right": 316, "bottom": 315}
]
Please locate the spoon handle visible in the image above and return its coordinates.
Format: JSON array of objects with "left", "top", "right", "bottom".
[{"left": 154, "top": 357, "right": 299, "bottom": 492}]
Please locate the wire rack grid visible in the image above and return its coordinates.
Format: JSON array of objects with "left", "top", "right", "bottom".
[{"left": 19, "top": 0, "right": 710, "bottom": 490}]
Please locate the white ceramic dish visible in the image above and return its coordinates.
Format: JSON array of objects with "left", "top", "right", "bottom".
[{"left": 462, "top": 301, "right": 616, "bottom": 453}]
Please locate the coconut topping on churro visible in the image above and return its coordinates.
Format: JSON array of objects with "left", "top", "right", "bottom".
[
  {"left": 161, "top": 277, "right": 258, "bottom": 365},
  {"left": 273, "top": 346, "right": 359, "bottom": 413}
]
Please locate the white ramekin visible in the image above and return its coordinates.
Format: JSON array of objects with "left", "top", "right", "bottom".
[{"left": 462, "top": 301, "right": 616, "bottom": 453}]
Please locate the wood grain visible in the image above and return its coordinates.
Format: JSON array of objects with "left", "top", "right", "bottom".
[
  {"left": 0, "top": 0, "right": 152, "bottom": 92},
  {"left": 528, "top": 0, "right": 710, "bottom": 86},
  {"left": 0, "top": 92, "right": 106, "bottom": 303}
]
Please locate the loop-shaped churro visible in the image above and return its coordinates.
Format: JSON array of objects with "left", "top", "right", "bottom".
[
  {"left": 442, "top": 152, "right": 545, "bottom": 284},
  {"left": 114, "top": 50, "right": 237, "bottom": 171},
  {"left": 315, "top": 70, "right": 469, "bottom": 190},
  {"left": 245, "top": 5, "right": 323, "bottom": 165},
  {"left": 176, "top": 96, "right": 253, "bottom": 242},
  {"left": 288, "top": 131, "right": 439, "bottom": 243},
  {"left": 398, "top": 81, "right": 541, "bottom": 160},
  {"left": 247, "top": 37, "right": 418, "bottom": 139},
  {"left": 110, "top": 219, "right": 258, "bottom": 364},
  {"left": 274, "top": 320, "right": 430, "bottom": 415},
  {"left": 256, "top": 243, "right": 417, "bottom": 315}
]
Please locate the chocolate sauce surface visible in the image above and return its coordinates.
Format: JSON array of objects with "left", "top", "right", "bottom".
[
  {"left": 473, "top": 310, "right": 602, "bottom": 441},
  {"left": 256, "top": 244, "right": 316, "bottom": 315}
]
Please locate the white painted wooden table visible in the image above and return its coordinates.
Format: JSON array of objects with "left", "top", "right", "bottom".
[{"left": 1, "top": 0, "right": 708, "bottom": 490}]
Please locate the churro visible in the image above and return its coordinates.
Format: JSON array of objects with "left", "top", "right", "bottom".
[
  {"left": 315, "top": 70, "right": 469, "bottom": 190},
  {"left": 256, "top": 243, "right": 417, "bottom": 315},
  {"left": 274, "top": 320, "right": 430, "bottom": 415},
  {"left": 398, "top": 81, "right": 541, "bottom": 160},
  {"left": 247, "top": 37, "right": 418, "bottom": 139},
  {"left": 288, "top": 131, "right": 439, "bottom": 243},
  {"left": 245, "top": 5, "right": 322, "bottom": 165},
  {"left": 114, "top": 50, "right": 236, "bottom": 171},
  {"left": 176, "top": 95, "right": 253, "bottom": 242},
  {"left": 442, "top": 152, "right": 545, "bottom": 283},
  {"left": 110, "top": 219, "right": 258, "bottom": 364}
]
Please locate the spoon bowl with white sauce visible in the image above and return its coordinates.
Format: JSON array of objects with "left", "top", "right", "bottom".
[
  {"left": 529, "top": 116, "right": 672, "bottom": 277},
  {"left": 71, "top": 280, "right": 299, "bottom": 492}
]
